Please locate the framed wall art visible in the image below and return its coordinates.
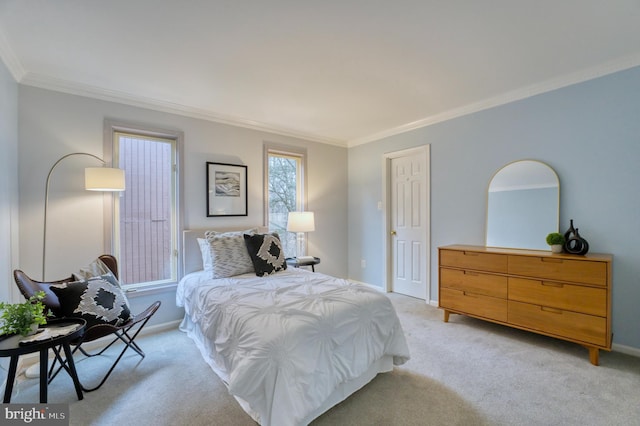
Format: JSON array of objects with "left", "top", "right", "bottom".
[{"left": 206, "top": 162, "right": 248, "bottom": 217}]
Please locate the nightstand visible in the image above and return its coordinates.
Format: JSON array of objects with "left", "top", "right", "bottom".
[{"left": 286, "top": 257, "right": 321, "bottom": 272}]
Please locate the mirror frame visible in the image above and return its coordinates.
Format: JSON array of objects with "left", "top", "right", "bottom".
[{"left": 485, "top": 159, "right": 560, "bottom": 250}]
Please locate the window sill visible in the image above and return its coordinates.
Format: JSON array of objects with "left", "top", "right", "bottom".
[{"left": 123, "top": 282, "right": 177, "bottom": 298}]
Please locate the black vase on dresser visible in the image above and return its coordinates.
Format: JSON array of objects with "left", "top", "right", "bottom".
[{"left": 563, "top": 220, "right": 589, "bottom": 255}]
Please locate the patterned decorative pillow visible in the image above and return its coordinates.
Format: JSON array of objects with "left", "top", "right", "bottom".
[
  {"left": 243, "top": 233, "right": 287, "bottom": 276},
  {"left": 50, "top": 274, "right": 131, "bottom": 329},
  {"left": 205, "top": 229, "right": 257, "bottom": 278}
]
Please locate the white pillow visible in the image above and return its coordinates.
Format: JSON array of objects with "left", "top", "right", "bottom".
[
  {"left": 197, "top": 238, "right": 213, "bottom": 272},
  {"left": 204, "top": 229, "right": 257, "bottom": 278},
  {"left": 73, "top": 257, "right": 118, "bottom": 283}
]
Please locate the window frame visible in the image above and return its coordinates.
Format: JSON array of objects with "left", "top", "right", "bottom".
[
  {"left": 104, "top": 120, "right": 184, "bottom": 291},
  {"left": 263, "top": 143, "right": 308, "bottom": 257}
]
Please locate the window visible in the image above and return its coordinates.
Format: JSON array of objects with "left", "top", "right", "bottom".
[
  {"left": 264, "top": 144, "right": 307, "bottom": 258},
  {"left": 108, "top": 123, "right": 181, "bottom": 288}
]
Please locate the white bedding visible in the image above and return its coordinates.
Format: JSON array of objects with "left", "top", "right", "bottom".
[{"left": 176, "top": 268, "right": 410, "bottom": 426}]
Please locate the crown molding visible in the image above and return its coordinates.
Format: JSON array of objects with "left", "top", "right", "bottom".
[
  {"left": 19, "top": 72, "right": 348, "bottom": 148},
  {"left": 348, "top": 54, "right": 640, "bottom": 147},
  {"left": 0, "top": 28, "right": 25, "bottom": 82},
  {"left": 11, "top": 51, "right": 640, "bottom": 150}
]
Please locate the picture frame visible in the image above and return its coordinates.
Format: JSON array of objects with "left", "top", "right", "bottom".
[{"left": 206, "top": 162, "right": 248, "bottom": 217}]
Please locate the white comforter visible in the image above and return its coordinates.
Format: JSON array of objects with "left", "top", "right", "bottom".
[{"left": 176, "top": 268, "right": 410, "bottom": 426}]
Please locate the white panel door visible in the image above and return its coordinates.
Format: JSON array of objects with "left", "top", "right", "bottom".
[{"left": 390, "top": 150, "right": 428, "bottom": 299}]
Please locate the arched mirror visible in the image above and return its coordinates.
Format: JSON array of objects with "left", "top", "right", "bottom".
[{"left": 486, "top": 160, "right": 559, "bottom": 250}]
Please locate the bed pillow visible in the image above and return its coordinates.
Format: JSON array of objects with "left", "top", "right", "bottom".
[
  {"left": 205, "top": 229, "right": 257, "bottom": 278},
  {"left": 197, "top": 238, "right": 213, "bottom": 271},
  {"left": 243, "top": 233, "right": 287, "bottom": 276},
  {"left": 50, "top": 274, "right": 131, "bottom": 329}
]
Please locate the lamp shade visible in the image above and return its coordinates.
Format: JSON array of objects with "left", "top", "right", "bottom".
[
  {"left": 287, "top": 211, "right": 315, "bottom": 232},
  {"left": 85, "top": 167, "right": 126, "bottom": 191}
]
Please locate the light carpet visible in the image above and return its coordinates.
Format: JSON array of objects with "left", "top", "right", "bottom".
[{"left": 8, "top": 293, "right": 640, "bottom": 425}]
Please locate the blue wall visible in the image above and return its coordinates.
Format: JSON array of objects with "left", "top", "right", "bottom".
[{"left": 348, "top": 66, "right": 640, "bottom": 350}]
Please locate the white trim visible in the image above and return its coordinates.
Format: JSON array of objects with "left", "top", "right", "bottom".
[
  {"left": 104, "top": 120, "right": 185, "bottom": 284},
  {"left": 0, "top": 28, "right": 24, "bottom": 82},
  {"left": 10, "top": 52, "right": 640, "bottom": 149},
  {"left": 19, "top": 72, "right": 346, "bottom": 147},
  {"left": 18, "top": 320, "right": 182, "bottom": 377},
  {"left": 349, "top": 278, "right": 437, "bottom": 308},
  {"left": 348, "top": 53, "right": 640, "bottom": 147},
  {"left": 612, "top": 342, "right": 640, "bottom": 358},
  {"left": 347, "top": 278, "right": 386, "bottom": 292},
  {"left": 262, "top": 142, "right": 308, "bottom": 230},
  {"left": 382, "top": 145, "right": 431, "bottom": 301}
]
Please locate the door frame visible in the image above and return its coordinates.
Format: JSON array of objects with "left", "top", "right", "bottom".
[{"left": 382, "top": 144, "right": 431, "bottom": 301}]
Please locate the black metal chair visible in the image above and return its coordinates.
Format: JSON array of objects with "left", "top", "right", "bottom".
[{"left": 13, "top": 255, "right": 161, "bottom": 392}]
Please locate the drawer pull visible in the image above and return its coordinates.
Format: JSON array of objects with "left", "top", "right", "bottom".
[
  {"left": 463, "top": 251, "right": 480, "bottom": 256},
  {"left": 541, "top": 306, "right": 563, "bottom": 314},
  {"left": 541, "top": 257, "right": 563, "bottom": 264},
  {"left": 541, "top": 281, "right": 564, "bottom": 288},
  {"left": 463, "top": 271, "right": 479, "bottom": 276},
  {"left": 462, "top": 291, "right": 478, "bottom": 298}
]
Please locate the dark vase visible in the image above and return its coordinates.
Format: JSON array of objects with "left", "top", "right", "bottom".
[
  {"left": 565, "top": 227, "right": 589, "bottom": 255},
  {"left": 563, "top": 219, "right": 576, "bottom": 243}
]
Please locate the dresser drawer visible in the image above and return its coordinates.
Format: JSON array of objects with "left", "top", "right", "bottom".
[
  {"left": 508, "top": 301, "right": 607, "bottom": 347},
  {"left": 440, "top": 287, "right": 507, "bottom": 322},
  {"left": 441, "top": 268, "right": 507, "bottom": 298},
  {"left": 440, "top": 249, "right": 507, "bottom": 273},
  {"left": 508, "top": 255, "right": 607, "bottom": 286},
  {"left": 508, "top": 278, "right": 606, "bottom": 317}
]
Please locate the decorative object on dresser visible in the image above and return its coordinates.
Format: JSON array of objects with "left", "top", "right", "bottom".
[
  {"left": 545, "top": 232, "right": 565, "bottom": 253},
  {"left": 438, "top": 245, "right": 612, "bottom": 365},
  {"left": 563, "top": 219, "right": 590, "bottom": 255}
]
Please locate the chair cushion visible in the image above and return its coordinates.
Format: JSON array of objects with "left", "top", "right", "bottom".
[
  {"left": 243, "top": 233, "right": 287, "bottom": 276},
  {"left": 50, "top": 274, "right": 131, "bottom": 329}
]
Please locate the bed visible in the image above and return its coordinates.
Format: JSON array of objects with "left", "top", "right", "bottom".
[{"left": 176, "top": 228, "right": 410, "bottom": 426}]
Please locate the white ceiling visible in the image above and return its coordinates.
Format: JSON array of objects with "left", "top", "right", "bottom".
[{"left": 1, "top": 1, "right": 640, "bottom": 147}]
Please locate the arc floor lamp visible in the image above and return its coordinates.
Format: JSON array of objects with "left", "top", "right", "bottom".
[{"left": 42, "top": 152, "right": 125, "bottom": 280}]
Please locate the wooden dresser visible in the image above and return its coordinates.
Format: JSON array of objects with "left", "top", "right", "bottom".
[{"left": 438, "top": 245, "right": 612, "bottom": 365}]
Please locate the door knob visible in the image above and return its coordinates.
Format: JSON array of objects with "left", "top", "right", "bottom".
[{"left": 390, "top": 230, "right": 397, "bottom": 236}]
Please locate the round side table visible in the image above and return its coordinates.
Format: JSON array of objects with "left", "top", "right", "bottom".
[
  {"left": 286, "top": 257, "right": 321, "bottom": 272},
  {"left": 0, "top": 318, "right": 85, "bottom": 403}
]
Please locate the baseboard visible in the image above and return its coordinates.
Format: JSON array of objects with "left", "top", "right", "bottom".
[
  {"left": 611, "top": 342, "right": 640, "bottom": 358},
  {"left": 348, "top": 279, "right": 386, "bottom": 292},
  {"left": 18, "top": 319, "right": 182, "bottom": 375},
  {"left": 348, "top": 279, "right": 439, "bottom": 307}
]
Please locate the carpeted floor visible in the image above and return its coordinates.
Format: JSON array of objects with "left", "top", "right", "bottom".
[{"left": 7, "top": 293, "right": 640, "bottom": 425}]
